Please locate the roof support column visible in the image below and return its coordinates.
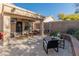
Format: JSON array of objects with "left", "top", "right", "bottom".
[
  {"left": 40, "top": 20, "right": 44, "bottom": 37},
  {"left": 22, "top": 21, "right": 25, "bottom": 35},
  {"left": 3, "top": 15, "right": 11, "bottom": 48}
]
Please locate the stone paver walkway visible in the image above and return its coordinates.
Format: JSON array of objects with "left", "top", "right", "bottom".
[{"left": 0, "top": 36, "right": 73, "bottom": 56}]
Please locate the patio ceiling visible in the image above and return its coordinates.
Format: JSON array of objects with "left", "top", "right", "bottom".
[
  {"left": 4, "top": 12, "right": 42, "bottom": 22},
  {"left": 1, "top": 3, "right": 45, "bottom": 21}
]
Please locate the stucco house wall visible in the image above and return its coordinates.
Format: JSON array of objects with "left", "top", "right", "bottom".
[
  {"left": 0, "top": 4, "right": 3, "bottom": 32},
  {"left": 3, "top": 14, "right": 11, "bottom": 46},
  {"left": 33, "top": 20, "right": 40, "bottom": 30},
  {"left": 0, "top": 14, "right": 3, "bottom": 32}
]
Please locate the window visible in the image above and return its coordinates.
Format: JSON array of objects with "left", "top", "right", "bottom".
[
  {"left": 11, "top": 18, "right": 17, "bottom": 24},
  {"left": 24, "top": 22, "right": 31, "bottom": 31}
]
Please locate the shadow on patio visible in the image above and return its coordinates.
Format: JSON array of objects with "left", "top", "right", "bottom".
[{"left": 0, "top": 36, "right": 73, "bottom": 56}]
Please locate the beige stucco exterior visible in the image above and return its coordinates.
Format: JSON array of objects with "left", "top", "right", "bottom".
[
  {"left": 0, "top": 3, "right": 45, "bottom": 47},
  {"left": 3, "top": 15, "right": 11, "bottom": 46},
  {"left": 0, "top": 14, "right": 3, "bottom": 32}
]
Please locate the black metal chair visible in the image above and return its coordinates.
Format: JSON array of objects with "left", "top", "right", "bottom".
[
  {"left": 43, "top": 37, "right": 59, "bottom": 54},
  {"left": 57, "top": 33, "right": 65, "bottom": 49}
]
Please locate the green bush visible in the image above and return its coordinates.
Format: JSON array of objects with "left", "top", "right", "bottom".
[
  {"left": 74, "top": 30, "right": 79, "bottom": 40},
  {"left": 66, "top": 29, "right": 77, "bottom": 35},
  {"left": 50, "top": 30, "right": 60, "bottom": 36}
]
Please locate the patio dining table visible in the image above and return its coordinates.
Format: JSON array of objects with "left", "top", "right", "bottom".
[
  {"left": 43, "top": 36, "right": 59, "bottom": 54},
  {"left": 51, "top": 36, "right": 65, "bottom": 49},
  {"left": 43, "top": 36, "right": 65, "bottom": 54},
  {"left": 51, "top": 36, "right": 61, "bottom": 40}
]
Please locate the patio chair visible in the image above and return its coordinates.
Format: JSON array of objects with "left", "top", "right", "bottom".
[
  {"left": 57, "top": 33, "right": 65, "bottom": 49},
  {"left": 13, "top": 32, "right": 22, "bottom": 39},
  {"left": 43, "top": 37, "right": 59, "bottom": 54},
  {"left": 32, "top": 30, "right": 40, "bottom": 35},
  {"left": 23, "top": 31, "right": 29, "bottom": 38},
  {"left": 10, "top": 32, "right": 15, "bottom": 38}
]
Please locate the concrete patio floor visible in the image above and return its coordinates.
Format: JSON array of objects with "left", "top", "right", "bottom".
[{"left": 0, "top": 36, "right": 73, "bottom": 56}]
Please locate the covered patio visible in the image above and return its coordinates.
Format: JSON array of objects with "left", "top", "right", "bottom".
[{"left": 0, "top": 3, "right": 45, "bottom": 47}]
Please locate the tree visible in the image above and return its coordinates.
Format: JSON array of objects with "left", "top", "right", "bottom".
[
  {"left": 58, "top": 13, "right": 79, "bottom": 21},
  {"left": 58, "top": 13, "right": 65, "bottom": 20},
  {"left": 75, "top": 3, "right": 79, "bottom": 14}
]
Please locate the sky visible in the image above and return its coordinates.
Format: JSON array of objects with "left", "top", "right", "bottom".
[{"left": 15, "top": 3, "right": 75, "bottom": 20}]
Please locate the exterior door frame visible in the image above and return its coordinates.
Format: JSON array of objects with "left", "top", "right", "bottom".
[{"left": 16, "top": 21, "right": 22, "bottom": 34}]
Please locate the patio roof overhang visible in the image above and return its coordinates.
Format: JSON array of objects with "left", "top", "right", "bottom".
[
  {"left": 3, "top": 12, "right": 43, "bottom": 22},
  {"left": 1, "top": 3, "right": 45, "bottom": 22}
]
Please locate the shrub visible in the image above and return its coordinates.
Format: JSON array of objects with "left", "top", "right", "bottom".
[
  {"left": 74, "top": 30, "right": 79, "bottom": 40},
  {"left": 66, "top": 29, "right": 77, "bottom": 35},
  {"left": 50, "top": 30, "right": 60, "bottom": 36}
]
